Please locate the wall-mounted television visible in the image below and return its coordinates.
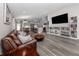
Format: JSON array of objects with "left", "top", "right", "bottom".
[{"left": 51, "top": 13, "right": 68, "bottom": 24}]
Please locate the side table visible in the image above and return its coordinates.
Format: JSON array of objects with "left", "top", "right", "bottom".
[{"left": 34, "top": 33, "right": 45, "bottom": 41}]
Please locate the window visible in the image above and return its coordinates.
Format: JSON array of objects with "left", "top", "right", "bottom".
[{"left": 16, "top": 23, "right": 21, "bottom": 31}]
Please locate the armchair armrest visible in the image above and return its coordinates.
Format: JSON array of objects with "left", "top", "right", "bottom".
[
  {"left": 3, "top": 40, "right": 38, "bottom": 56},
  {"left": 18, "top": 39, "right": 37, "bottom": 49}
]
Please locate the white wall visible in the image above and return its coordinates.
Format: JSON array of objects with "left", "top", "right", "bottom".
[
  {"left": 0, "top": 3, "right": 12, "bottom": 42},
  {"left": 47, "top": 4, "right": 79, "bottom": 39},
  {"left": 48, "top": 5, "right": 79, "bottom": 27},
  {"left": 0, "top": 3, "right": 13, "bottom": 54}
]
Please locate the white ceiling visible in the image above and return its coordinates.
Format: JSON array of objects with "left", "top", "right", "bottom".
[{"left": 7, "top": 3, "right": 77, "bottom": 19}]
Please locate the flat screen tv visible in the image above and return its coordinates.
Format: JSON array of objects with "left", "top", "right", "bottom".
[{"left": 51, "top": 13, "right": 68, "bottom": 24}]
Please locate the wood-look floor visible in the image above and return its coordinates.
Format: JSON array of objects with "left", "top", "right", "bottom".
[{"left": 37, "top": 34, "right": 79, "bottom": 56}]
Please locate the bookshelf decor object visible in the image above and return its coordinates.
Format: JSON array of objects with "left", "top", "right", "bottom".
[{"left": 70, "top": 16, "right": 77, "bottom": 38}]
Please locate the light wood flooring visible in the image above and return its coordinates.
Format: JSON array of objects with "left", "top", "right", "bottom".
[{"left": 37, "top": 34, "right": 79, "bottom": 56}]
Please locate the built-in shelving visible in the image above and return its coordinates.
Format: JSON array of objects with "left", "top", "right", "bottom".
[{"left": 48, "top": 16, "right": 79, "bottom": 40}]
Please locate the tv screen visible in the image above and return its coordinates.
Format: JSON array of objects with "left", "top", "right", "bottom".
[{"left": 51, "top": 13, "right": 68, "bottom": 24}]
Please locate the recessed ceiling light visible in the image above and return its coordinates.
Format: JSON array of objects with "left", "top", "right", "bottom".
[
  {"left": 16, "top": 15, "right": 31, "bottom": 19},
  {"left": 21, "top": 16, "right": 31, "bottom": 18}
]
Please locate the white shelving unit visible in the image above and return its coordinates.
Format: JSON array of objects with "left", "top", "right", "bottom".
[
  {"left": 48, "top": 16, "right": 79, "bottom": 40},
  {"left": 70, "top": 16, "right": 77, "bottom": 38}
]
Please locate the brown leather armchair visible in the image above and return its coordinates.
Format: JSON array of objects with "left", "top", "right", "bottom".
[{"left": 1, "top": 32, "right": 39, "bottom": 56}]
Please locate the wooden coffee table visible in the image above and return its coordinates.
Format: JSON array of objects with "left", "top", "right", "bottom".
[{"left": 34, "top": 33, "right": 45, "bottom": 41}]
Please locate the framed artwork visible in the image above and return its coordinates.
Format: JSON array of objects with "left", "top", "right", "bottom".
[{"left": 3, "top": 3, "right": 11, "bottom": 25}]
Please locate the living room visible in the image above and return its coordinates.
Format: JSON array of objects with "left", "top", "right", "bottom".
[{"left": 0, "top": 2, "right": 79, "bottom": 56}]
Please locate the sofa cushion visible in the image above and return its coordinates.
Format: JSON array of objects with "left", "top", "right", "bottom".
[
  {"left": 18, "top": 35, "right": 32, "bottom": 44},
  {"left": 10, "top": 33, "right": 22, "bottom": 46},
  {"left": 2, "top": 37, "right": 17, "bottom": 52}
]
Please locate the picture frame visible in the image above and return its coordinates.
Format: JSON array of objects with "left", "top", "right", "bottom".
[{"left": 3, "top": 3, "right": 11, "bottom": 25}]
